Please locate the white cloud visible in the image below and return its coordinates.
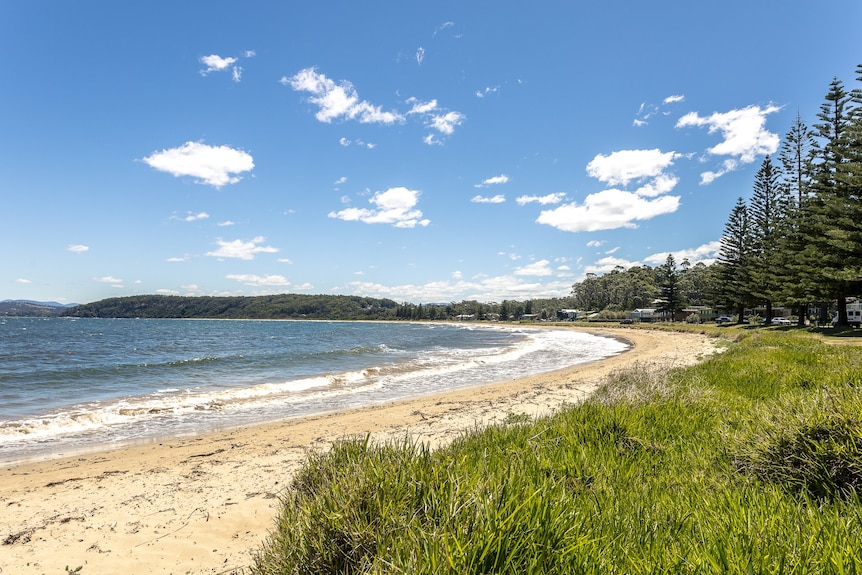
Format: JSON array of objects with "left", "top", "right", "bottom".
[
  {"left": 167, "top": 256, "right": 190, "bottom": 262},
  {"left": 605, "top": 246, "right": 620, "bottom": 254},
  {"left": 536, "top": 189, "right": 680, "bottom": 232},
  {"left": 663, "top": 94, "right": 685, "bottom": 104},
  {"left": 586, "top": 240, "right": 604, "bottom": 248},
  {"left": 200, "top": 54, "right": 237, "bottom": 75},
  {"left": 182, "top": 211, "right": 209, "bottom": 222},
  {"left": 200, "top": 54, "right": 247, "bottom": 83},
  {"left": 94, "top": 276, "right": 123, "bottom": 285},
  {"left": 218, "top": 220, "right": 235, "bottom": 227},
  {"left": 471, "top": 194, "right": 506, "bottom": 204},
  {"left": 67, "top": 244, "right": 89, "bottom": 253},
  {"left": 243, "top": 50, "right": 256, "bottom": 58},
  {"left": 277, "top": 258, "right": 293, "bottom": 264},
  {"left": 341, "top": 274, "right": 573, "bottom": 303},
  {"left": 416, "top": 47, "right": 425, "bottom": 65},
  {"left": 676, "top": 104, "right": 781, "bottom": 181},
  {"left": 584, "top": 256, "right": 639, "bottom": 276},
  {"left": 407, "top": 98, "right": 438, "bottom": 115},
  {"left": 142, "top": 141, "right": 254, "bottom": 188},
  {"left": 475, "top": 174, "right": 509, "bottom": 187},
  {"left": 206, "top": 236, "right": 279, "bottom": 260},
  {"left": 226, "top": 274, "right": 291, "bottom": 287},
  {"left": 329, "top": 187, "right": 430, "bottom": 228},
  {"left": 434, "top": 21, "right": 455, "bottom": 36},
  {"left": 634, "top": 173, "right": 679, "bottom": 197},
  {"left": 286, "top": 67, "right": 404, "bottom": 125},
  {"left": 514, "top": 260, "right": 553, "bottom": 276},
  {"left": 516, "top": 193, "right": 566, "bottom": 206},
  {"left": 643, "top": 241, "right": 721, "bottom": 266},
  {"left": 334, "top": 176, "right": 348, "bottom": 185},
  {"left": 586, "top": 149, "right": 679, "bottom": 187},
  {"left": 16, "top": 278, "right": 31, "bottom": 284},
  {"left": 428, "top": 111, "right": 465, "bottom": 136},
  {"left": 475, "top": 86, "right": 499, "bottom": 98}
]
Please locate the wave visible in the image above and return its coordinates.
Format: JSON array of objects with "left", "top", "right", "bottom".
[{"left": 0, "top": 323, "right": 629, "bottom": 464}]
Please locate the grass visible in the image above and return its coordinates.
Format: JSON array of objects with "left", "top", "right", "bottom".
[{"left": 250, "top": 329, "right": 862, "bottom": 574}]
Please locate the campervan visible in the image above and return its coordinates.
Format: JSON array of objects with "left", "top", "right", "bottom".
[{"left": 832, "top": 302, "right": 862, "bottom": 326}]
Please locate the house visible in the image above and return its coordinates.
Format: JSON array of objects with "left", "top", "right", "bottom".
[
  {"left": 632, "top": 308, "right": 657, "bottom": 322},
  {"left": 556, "top": 309, "right": 580, "bottom": 321},
  {"left": 676, "top": 306, "right": 717, "bottom": 323}
]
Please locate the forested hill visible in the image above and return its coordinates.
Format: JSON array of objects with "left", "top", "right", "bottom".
[{"left": 62, "top": 294, "right": 400, "bottom": 320}]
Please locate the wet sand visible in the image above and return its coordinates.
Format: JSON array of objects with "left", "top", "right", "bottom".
[{"left": 0, "top": 326, "right": 720, "bottom": 574}]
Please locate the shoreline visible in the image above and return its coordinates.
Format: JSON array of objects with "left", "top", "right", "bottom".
[{"left": 1, "top": 326, "right": 720, "bottom": 575}]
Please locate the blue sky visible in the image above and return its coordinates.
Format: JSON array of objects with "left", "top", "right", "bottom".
[{"left": 2, "top": 2, "right": 860, "bottom": 305}]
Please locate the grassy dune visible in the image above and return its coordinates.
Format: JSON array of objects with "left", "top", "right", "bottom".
[{"left": 251, "top": 327, "right": 862, "bottom": 574}]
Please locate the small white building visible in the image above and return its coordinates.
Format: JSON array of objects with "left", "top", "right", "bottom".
[{"left": 632, "top": 308, "right": 657, "bottom": 321}]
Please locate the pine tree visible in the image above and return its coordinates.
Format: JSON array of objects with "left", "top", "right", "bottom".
[
  {"left": 656, "top": 254, "right": 682, "bottom": 320},
  {"left": 716, "top": 197, "right": 754, "bottom": 322},
  {"left": 778, "top": 113, "right": 819, "bottom": 324},
  {"left": 809, "top": 76, "right": 858, "bottom": 325},
  {"left": 748, "top": 156, "right": 789, "bottom": 323}
]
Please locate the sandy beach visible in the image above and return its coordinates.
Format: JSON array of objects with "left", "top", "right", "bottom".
[{"left": 1, "top": 326, "right": 720, "bottom": 575}]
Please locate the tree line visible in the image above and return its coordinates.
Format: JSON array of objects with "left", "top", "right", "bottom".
[
  {"left": 569, "top": 64, "right": 862, "bottom": 326},
  {"left": 61, "top": 294, "right": 577, "bottom": 322},
  {"left": 714, "top": 64, "right": 862, "bottom": 326}
]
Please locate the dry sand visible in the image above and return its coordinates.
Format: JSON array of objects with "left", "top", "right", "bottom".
[{"left": 1, "top": 326, "right": 720, "bottom": 575}]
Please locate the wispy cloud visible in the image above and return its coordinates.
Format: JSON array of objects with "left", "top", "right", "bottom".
[
  {"left": 200, "top": 51, "right": 254, "bottom": 83},
  {"left": 284, "top": 67, "right": 404, "bottom": 124},
  {"left": 474, "top": 174, "right": 509, "bottom": 188},
  {"left": 514, "top": 260, "right": 553, "bottom": 276},
  {"left": 475, "top": 86, "right": 500, "bottom": 98},
  {"left": 642, "top": 241, "right": 721, "bottom": 266},
  {"left": 283, "top": 68, "right": 464, "bottom": 143},
  {"left": 471, "top": 194, "right": 506, "bottom": 204},
  {"left": 206, "top": 236, "right": 278, "bottom": 260},
  {"left": 172, "top": 211, "right": 209, "bottom": 222},
  {"left": 93, "top": 276, "right": 124, "bottom": 287},
  {"left": 142, "top": 141, "right": 254, "bottom": 188},
  {"left": 676, "top": 104, "right": 782, "bottom": 183},
  {"left": 226, "top": 274, "right": 290, "bottom": 287},
  {"left": 416, "top": 47, "right": 425, "bottom": 65},
  {"left": 634, "top": 94, "right": 685, "bottom": 126},
  {"left": 516, "top": 193, "right": 566, "bottom": 206},
  {"left": 66, "top": 244, "right": 89, "bottom": 253},
  {"left": 329, "top": 187, "right": 430, "bottom": 228}
]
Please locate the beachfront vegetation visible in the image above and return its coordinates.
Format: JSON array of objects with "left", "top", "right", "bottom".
[
  {"left": 250, "top": 328, "right": 862, "bottom": 574},
  {"left": 63, "top": 294, "right": 402, "bottom": 320},
  {"left": 574, "top": 64, "right": 862, "bottom": 327},
  {"left": 59, "top": 293, "right": 577, "bottom": 323}
]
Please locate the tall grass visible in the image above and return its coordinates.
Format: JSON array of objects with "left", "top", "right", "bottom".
[{"left": 251, "top": 330, "right": 862, "bottom": 574}]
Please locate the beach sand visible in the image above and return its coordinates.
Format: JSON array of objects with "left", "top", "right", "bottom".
[{"left": 1, "top": 326, "right": 720, "bottom": 574}]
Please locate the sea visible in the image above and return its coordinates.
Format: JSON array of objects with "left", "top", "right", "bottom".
[{"left": 0, "top": 317, "right": 629, "bottom": 465}]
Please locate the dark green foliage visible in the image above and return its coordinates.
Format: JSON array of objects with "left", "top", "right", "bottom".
[
  {"left": 716, "top": 197, "right": 755, "bottom": 320},
  {"left": 656, "top": 253, "right": 683, "bottom": 317},
  {"left": 63, "top": 294, "right": 401, "bottom": 320}
]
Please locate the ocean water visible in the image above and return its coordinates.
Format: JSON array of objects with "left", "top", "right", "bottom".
[{"left": 0, "top": 317, "right": 628, "bottom": 465}]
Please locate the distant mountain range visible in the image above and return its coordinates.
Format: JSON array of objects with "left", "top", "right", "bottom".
[{"left": 0, "top": 300, "right": 79, "bottom": 317}]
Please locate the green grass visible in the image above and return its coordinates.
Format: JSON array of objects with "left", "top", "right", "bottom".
[{"left": 250, "top": 330, "right": 862, "bottom": 574}]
